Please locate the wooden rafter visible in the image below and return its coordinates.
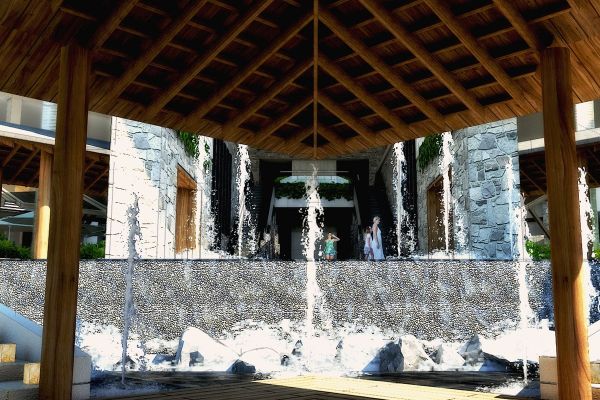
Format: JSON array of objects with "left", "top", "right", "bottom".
[
  {"left": 318, "top": 91, "right": 382, "bottom": 146},
  {"left": 358, "top": 0, "right": 485, "bottom": 117},
  {"left": 491, "top": 0, "right": 549, "bottom": 51},
  {"left": 1, "top": 145, "right": 20, "bottom": 168},
  {"left": 85, "top": 167, "right": 108, "bottom": 191},
  {"left": 93, "top": 0, "right": 210, "bottom": 110},
  {"left": 273, "top": 126, "right": 313, "bottom": 152},
  {"left": 183, "top": 11, "right": 313, "bottom": 124},
  {"left": 318, "top": 125, "right": 356, "bottom": 153},
  {"left": 12, "top": 149, "right": 39, "bottom": 180},
  {"left": 87, "top": 0, "right": 140, "bottom": 50},
  {"left": 319, "top": 53, "right": 412, "bottom": 141},
  {"left": 144, "top": 0, "right": 275, "bottom": 118},
  {"left": 250, "top": 95, "right": 312, "bottom": 147},
  {"left": 424, "top": 0, "right": 527, "bottom": 106},
  {"left": 221, "top": 58, "right": 312, "bottom": 138},
  {"left": 319, "top": 6, "right": 447, "bottom": 130}
]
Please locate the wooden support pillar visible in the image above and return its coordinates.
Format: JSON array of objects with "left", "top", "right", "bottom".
[
  {"left": 6, "top": 95, "right": 22, "bottom": 124},
  {"left": 33, "top": 151, "right": 52, "bottom": 259},
  {"left": 39, "top": 44, "right": 89, "bottom": 400},
  {"left": 542, "top": 46, "right": 592, "bottom": 400}
]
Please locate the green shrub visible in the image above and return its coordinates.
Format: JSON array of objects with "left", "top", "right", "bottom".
[
  {"left": 177, "top": 130, "right": 200, "bottom": 159},
  {"left": 593, "top": 246, "right": 600, "bottom": 260},
  {"left": 525, "top": 240, "right": 551, "bottom": 261},
  {"left": 274, "top": 178, "right": 353, "bottom": 201},
  {"left": 0, "top": 234, "right": 30, "bottom": 259},
  {"left": 80, "top": 241, "right": 105, "bottom": 259},
  {"left": 417, "top": 133, "right": 443, "bottom": 171}
]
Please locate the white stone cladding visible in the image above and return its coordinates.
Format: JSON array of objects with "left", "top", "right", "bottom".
[
  {"left": 414, "top": 118, "right": 520, "bottom": 258},
  {"left": 105, "top": 118, "right": 213, "bottom": 259}
]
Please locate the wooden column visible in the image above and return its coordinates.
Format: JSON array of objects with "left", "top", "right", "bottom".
[
  {"left": 33, "top": 151, "right": 52, "bottom": 259},
  {"left": 39, "top": 44, "right": 89, "bottom": 400},
  {"left": 542, "top": 46, "right": 592, "bottom": 400}
]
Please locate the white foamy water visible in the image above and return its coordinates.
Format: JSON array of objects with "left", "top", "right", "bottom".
[
  {"left": 516, "top": 195, "right": 531, "bottom": 261},
  {"left": 516, "top": 261, "right": 534, "bottom": 381},
  {"left": 440, "top": 132, "right": 454, "bottom": 253},
  {"left": 579, "top": 168, "right": 598, "bottom": 319},
  {"left": 121, "top": 194, "right": 141, "bottom": 384},
  {"left": 505, "top": 157, "right": 516, "bottom": 259},
  {"left": 235, "top": 144, "right": 256, "bottom": 257},
  {"left": 392, "top": 142, "right": 416, "bottom": 257}
]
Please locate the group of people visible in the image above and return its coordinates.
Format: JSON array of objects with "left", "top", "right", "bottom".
[{"left": 322, "top": 216, "right": 385, "bottom": 261}]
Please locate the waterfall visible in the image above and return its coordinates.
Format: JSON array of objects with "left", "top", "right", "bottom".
[
  {"left": 302, "top": 166, "right": 324, "bottom": 338},
  {"left": 516, "top": 260, "right": 534, "bottom": 381},
  {"left": 235, "top": 144, "right": 256, "bottom": 257},
  {"left": 505, "top": 157, "right": 516, "bottom": 259},
  {"left": 392, "top": 143, "right": 406, "bottom": 257},
  {"left": 578, "top": 168, "right": 597, "bottom": 320},
  {"left": 440, "top": 132, "right": 454, "bottom": 254},
  {"left": 121, "top": 194, "right": 141, "bottom": 384}
]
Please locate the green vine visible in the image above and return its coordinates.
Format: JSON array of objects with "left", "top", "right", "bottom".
[
  {"left": 203, "top": 141, "right": 211, "bottom": 173},
  {"left": 417, "top": 133, "right": 443, "bottom": 171},
  {"left": 274, "top": 177, "right": 353, "bottom": 201},
  {"left": 177, "top": 130, "right": 200, "bottom": 159}
]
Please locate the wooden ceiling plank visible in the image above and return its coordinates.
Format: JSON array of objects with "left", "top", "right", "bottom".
[
  {"left": 1, "top": 144, "right": 20, "bottom": 168},
  {"left": 359, "top": 0, "right": 485, "bottom": 118},
  {"left": 251, "top": 95, "right": 312, "bottom": 147},
  {"left": 272, "top": 126, "right": 312, "bottom": 152},
  {"left": 88, "top": 0, "right": 140, "bottom": 50},
  {"left": 318, "top": 91, "right": 379, "bottom": 146},
  {"left": 93, "top": 0, "right": 211, "bottom": 110},
  {"left": 221, "top": 58, "right": 312, "bottom": 138},
  {"left": 491, "top": 0, "right": 548, "bottom": 51},
  {"left": 318, "top": 125, "right": 356, "bottom": 153},
  {"left": 183, "top": 11, "right": 312, "bottom": 124},
  {"left": 144, "top": 0, "right": 275, "bottom": 118},
  {"left": 319, "top": 6, "right": 447, "bottom": 130},
  {"left": 320, "top": 53, "right": 412, "bottom": 141},
  {"left": 424, "top": 0, "right": 527, "bottom": 107},
  {"left": 12, "top": 149, "right": 39, "bottom": 181}
]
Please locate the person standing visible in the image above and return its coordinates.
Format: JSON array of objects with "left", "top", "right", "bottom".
[
  {"left": 363, "top": 226, "right": 373, "bottom": 260},
  {"left": 324, "top": 232, "right": 340, "bottom": 261},
  {"left": 371, "top": 216, "right": 385, "bottom": 260}
]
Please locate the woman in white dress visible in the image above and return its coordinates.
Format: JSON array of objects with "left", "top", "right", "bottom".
[{"left": 371, "top": 216, "right": 385, "bottom": 260}]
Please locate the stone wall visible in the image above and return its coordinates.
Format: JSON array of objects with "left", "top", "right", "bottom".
[
  {"left": 0, "top": 259, "right": 569, "bottom": 342},
  {"left": 105, "top": 118, "right": 214, "bottom": 259},
  {"left": 416, "top": 119, "right": 520, "bottom": 258}
]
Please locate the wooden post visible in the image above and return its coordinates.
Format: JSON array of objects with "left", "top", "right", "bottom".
[
  {"left": 39, "top": 44, "right": 89, "bottom": 400},
  {"left": 542, "top": 46, "right": 592, "bottom": 400},
  {"left": 33, "top": 151, "right": 52, "bottom": 259}
]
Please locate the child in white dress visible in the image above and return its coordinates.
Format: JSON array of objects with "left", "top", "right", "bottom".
[{"left": 363, "top": 226, "right": 373, "bottom": 260}]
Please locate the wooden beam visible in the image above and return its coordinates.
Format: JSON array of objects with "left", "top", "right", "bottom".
[
  {"left": 319, "top": 54, "right": 412, "bottom": 141},
  {"left": 87, "top": 0, "right": 140, "bottom": 50},
  {"left": 274, "top": 126, "right": 313, "bottom": 153},
  {"left": 183, "top": 11, "right": 312, "bottom": 123},
  {"left": 491, "top": 0, "right": 547, "bottom": 52},
  {"left": 85, "top": 168, "right": 108, "bottom": 192},
  {"left": 144, "top": 0, "right": 274, "bottom": 118},
  {"left": 424, "top": 0, "right": 526, "bottom": 105},
  {"left": 1, "top": 145, "right": 20, "bottom": 168},
  {"left": 318, "top": 125, "right": 356, "bottom": 153},
  {"left": 39, "top": 44, "right": 89, "bottom": 400},
  {"left": 93, "top": 0, "right": 210, "bottom": 110},
  {"left": 313, "top": 0, "right": 318, "bottom": 160},
  {"left": 33, "top": 151, "right": 52, "bottom": 259},
  {"left": 249, "top": 95, "right": 312, "bottom": 147},
  {"left": 319, "top": 5, "right": 447, "bottom": 130},
  {"left": 221, "top": 58, "right": 312, "bottom": 137},
  {"left": 357, "top": 0, "right": 485, "bottom": 117},
  {"left": 318, "top": 92, "right": 383, "bottom": 146},
  {"left": 542, "top": 46, "right": 591, "bottom": 400},
  {"left": 12, "top": 150, "right": 39, "bottom": 181}
]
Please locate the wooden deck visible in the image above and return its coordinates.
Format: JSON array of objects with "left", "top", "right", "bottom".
[{"left": 109, "top": 375, "right": 529, "bottom": 400}]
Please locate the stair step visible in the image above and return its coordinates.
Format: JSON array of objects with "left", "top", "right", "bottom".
[
  {"left": 0, "top": 345, "right": 16, "bottom": 363},
  {"left": 0, "top": 380, "right": 38, "bottom": 400},
  {"left": 23, "top": 364, "right": 39, "bottom": 385},
  {"left": 0, "top": 361, "right": 26, "bottom": 382}
]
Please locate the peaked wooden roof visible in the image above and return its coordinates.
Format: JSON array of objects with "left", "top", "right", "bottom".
[{"left": 1, "top": 0, "right": 600, "bottom": 158}]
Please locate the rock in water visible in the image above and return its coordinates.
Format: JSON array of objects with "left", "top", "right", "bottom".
[
  {"left": 433, "top": 344, "right": 465, "bottom": 367},
  {"left": 400, "top": 335, "right": 435, "bottom": 371},
  {"left": 230, "top": 359, "right": 256, "bottom": 375},
  {"left": 292, "top": 340, "right": 303, "bottom": 357},
  {"left": 378, "top": 342, "right": 404, "bottom": 373},
  {"left": 280, "top": 355, "right": 290, "bottom": 366},
  {"left": 459, "top": 334, "right": 484, "bottom": 365},
  {"left": 175, "top": 327, "right": 237, "bottom": 367}
]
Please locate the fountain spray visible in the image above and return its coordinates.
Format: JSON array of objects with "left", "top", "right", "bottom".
[{"left": 440, "top": 132, "right": 454, "bottom": 254}]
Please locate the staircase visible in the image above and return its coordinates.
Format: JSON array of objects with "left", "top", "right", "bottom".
[{"left": 0, "top": 342, "right": 39, "bottom": 399}]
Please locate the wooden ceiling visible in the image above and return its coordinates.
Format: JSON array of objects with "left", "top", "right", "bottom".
[{"left": 1, "top": 0, "right": 600, "bottom": 158}]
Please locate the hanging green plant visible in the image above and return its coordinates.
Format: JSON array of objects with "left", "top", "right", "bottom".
[
  {"left": 417, "top": 133, "right": 443, "bottom": 171},
  {"left": 177, "top": 130, "right": 200, "bottom": 159},
  {"left": 274, "top": 178, "right": 353, "bottom": 201}
]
